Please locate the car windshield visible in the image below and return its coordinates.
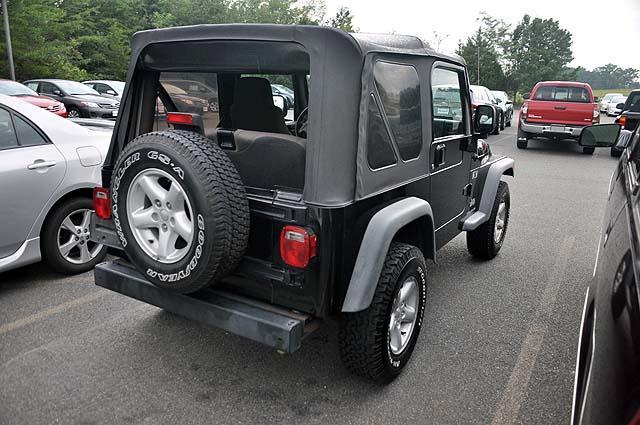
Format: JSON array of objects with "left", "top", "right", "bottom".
[
  {"left": 0, "top": 81, "right": 38, "bottom": 96},
  {"left": 55, "top": 80, "right": 100, "bottom": 95}
]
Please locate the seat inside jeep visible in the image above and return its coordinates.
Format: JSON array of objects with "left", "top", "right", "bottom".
[{"left": 150, "top": 45, "right": 310, "bottom": 193}]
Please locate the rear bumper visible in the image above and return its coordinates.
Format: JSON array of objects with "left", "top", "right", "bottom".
[
  {"left": 95, "top": 260, "right": 315, "bottom": 353},
  {"left": 520, "top": 121, "right": 585, "bottom": 139}
]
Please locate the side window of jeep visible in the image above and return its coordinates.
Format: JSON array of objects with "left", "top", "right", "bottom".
[
  {"left": 154, "top": 72, "right": 219, "bottom": 132},
  {"left": 431, "top": 68, "right": 465, "bottom": 139}
]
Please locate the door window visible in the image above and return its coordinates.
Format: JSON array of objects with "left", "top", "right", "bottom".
[
  {"left": 14, "top": 115, "right": 47, "bottom": 147},
  {"left": 373, "top": 61, "right": 422, "bottom": 161},
  {"left": 431, "top": 68, "right": 465, "bottom": 139},
  {"left": 39, "top": 82, "right": 59, "bottom": 95},
  {"left": 0, "top": 108, "right": 18, "bottom": 150}
]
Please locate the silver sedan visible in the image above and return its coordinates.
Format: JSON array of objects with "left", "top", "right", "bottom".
[{"left": 0, "top": 94, "right": 111, "bottom": 274}]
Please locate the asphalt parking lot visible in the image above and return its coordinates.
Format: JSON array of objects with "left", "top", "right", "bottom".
[{"left": 0, "top": 113, "right": 618, "bottom": 425}]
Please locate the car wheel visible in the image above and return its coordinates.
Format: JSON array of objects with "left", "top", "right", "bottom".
[
  {"left": 611, "top": 147, "right": 622, "bottom": 157},
  {"left": 583, "top": 146, "right": 595, "bottom": 155},
  {"left": 340, "top": 243, "right": 427, "bottom": 384},
  {"left": 467, "top": 181, "right": 510, "bottom": 260},
  {"left": 505, "top": 113, "right": 512, "bottom": 127},
  {"left": 499, "top": 113, "right": 505, "bottom": 131},
  {"left": 67, "top": 108, "right": 81, "bottom": 118},
  {"left": 110, "top": 130, "right": 249, "bottom": 293},
  {"left": 491, "top": 114, "right": 500, "bottom": 135},
  {"left": 41, "top": 197, "right": 107, "bottom": 274}
]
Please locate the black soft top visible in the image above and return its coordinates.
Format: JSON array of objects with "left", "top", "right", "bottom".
[{"left": 109, "top": 25, "right": 466, "bottom": 207}]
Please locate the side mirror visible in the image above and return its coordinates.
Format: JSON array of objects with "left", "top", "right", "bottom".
[
  {"left": 53, "top": 89, "right": 63, "bottom": 96},
  {"left": 523, "top": 93, "right": 530, "bottom": 100},
  {"left": 273, "top": 95, "right": 288, "bottom": 116},
  {"left": 473, "top": 105, "right": 496, "bottom": 136},
  {"left": 506, "top": 100, "right": 513, "bottom": 105},
  {"left": 616, "top": 103, "right": 625, "bottom": 110},
  {"left": 594, "top": 96, "right": 600, "bottom": 102},
  {"left": 579, "top": 124, "right": 621, "bottom": 148}
]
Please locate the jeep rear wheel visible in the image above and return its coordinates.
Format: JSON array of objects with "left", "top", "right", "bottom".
[
  {"left": 110, "top": 130, "right": 249, "bottom": 293},
  {"left": 339, "top": 243, "right": 427, "bottom": 384}
]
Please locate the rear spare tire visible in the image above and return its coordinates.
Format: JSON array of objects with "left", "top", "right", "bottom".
[{"left": 110, "top": 130, "right": 249, "bottom": 293}]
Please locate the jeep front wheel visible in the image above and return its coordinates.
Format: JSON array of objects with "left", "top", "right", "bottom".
[
  {"left": 467, "top": 181, "right": 510, "bottom": 260},
  {"left": 110, "top": 130, "right": 249, "bottom": 293},
  {"left": 339, "top": 243, "right": 427, "bottom": 383}
]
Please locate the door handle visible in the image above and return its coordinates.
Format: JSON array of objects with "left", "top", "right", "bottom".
[
  {"left": 28, "top": 160, "right": 57, "bottom": 170},
  {"left": 434, "top": 144, "right": 446, "bottom": 168},
  {"left": 554, "top": 106, "right": 566, "bottom": 110}
]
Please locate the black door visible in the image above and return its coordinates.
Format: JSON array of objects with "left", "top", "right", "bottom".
[{"left": 429, "top": 65, "right": 472, "bottom": 244}]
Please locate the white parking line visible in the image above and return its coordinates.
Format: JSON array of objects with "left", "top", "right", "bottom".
[
  {"left": 0, "top": 291, "right": 106, "bottom": 335},
  {"left": 490, "top": 235, "right": 575, "bottom": 425}
]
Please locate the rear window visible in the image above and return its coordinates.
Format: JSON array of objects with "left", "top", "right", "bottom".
[{"left": 533, "top": 86, "right": 591, "bottom": 103}]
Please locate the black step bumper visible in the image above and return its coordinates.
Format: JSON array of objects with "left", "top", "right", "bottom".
[{"left": 94, "top": 261, "right": 312, "bottom": 353}]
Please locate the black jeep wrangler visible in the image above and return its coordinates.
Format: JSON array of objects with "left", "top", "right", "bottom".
[{"left": 91, "top": 24, "right": 514, "bottom": 383}]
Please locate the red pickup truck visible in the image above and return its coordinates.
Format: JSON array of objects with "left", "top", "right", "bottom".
[{"left": 517, "top": 81, "right": 600, "bottom": 154}]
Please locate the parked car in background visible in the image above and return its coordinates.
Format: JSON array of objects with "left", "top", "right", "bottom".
[
  {"left": 162, "top": 78, "right": 219, "bottom": 112},
  {"left": 0, "top": 79, "right": 67, "bottom": 117},
  {"left": 271, "top": 83, "right": 295, "bottom": 109},
  {"left": 571, "top": 123, "right": 640, "bottom": 425},
  {"left": 83, "top": 80, "right": 125, "bottom": 100},
  {"left": 616, "top": 89, "right": 640, "bottom": 132},
  {"left": 24, "top": 79, "right": 120, "bottom": 120},
  {"left": 0, "top": 94, "right": 109, "bottom": 274},
  {"left": 599, "top": 92, "right": 623, "bottom": 112},
  {"left": 517, "top": 81, "right": 599, "bottom": 154},
  {"left": 606, "top": 95, "right": 627, "bottom": 116},
  {"left": 470, "top": 84, "right": 501, "bottom": 134},
  {"left": 491, "top": 90, "right": 513, "bottom": 127}
]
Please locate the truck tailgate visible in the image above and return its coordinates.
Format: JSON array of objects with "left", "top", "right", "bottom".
[{"left": 526, "top": 100, "right": 595, "bottom": 126}]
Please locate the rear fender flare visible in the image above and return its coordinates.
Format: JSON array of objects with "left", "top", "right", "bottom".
[{"left": 341, "top": 197, "right": 435, "bottom": 313}]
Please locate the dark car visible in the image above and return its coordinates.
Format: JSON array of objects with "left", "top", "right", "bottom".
[
  {"left": 470, "top": 84, "right": 501, "bottom": 135},
  {"left": 23, "top": 79, "right": 119, "bottom": 120},
  {"left": 89, "top": 25, "right": 514, "bottom": 383},
  {"left": 271, "top": 83, "right": 295, "bottom": 109},
  {"left": 491, "top": 90, "right": 513, "bottom": 128},
  {"left": 611, "top": 90, "right": 640, "bottom": 157},
  {"left": 570, "top": 123, "right": 640, "bottom": 425}
]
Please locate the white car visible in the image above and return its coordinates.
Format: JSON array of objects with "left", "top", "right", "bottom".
[
  {"left": 606, "top": 96, "right": 627, "bottom": 116},
  {"left": 0, "top": 94, "right": 111, "bottom": 274},
  {"left": 600, "top": 92, "right": 623, "bottom": 112}
]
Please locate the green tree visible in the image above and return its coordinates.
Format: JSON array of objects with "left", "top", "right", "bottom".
[
  {"left": 457, "top": 28, "right": 505, "bottom": 89},
  {"left": 328, "top": 6, "right": 354, "bottom": 32},
  {"left": 0, "top": 0, "right": 87, "bottom": 80},
  {"left": 508, "top": 15, "right": 574, "bottom": 94}
]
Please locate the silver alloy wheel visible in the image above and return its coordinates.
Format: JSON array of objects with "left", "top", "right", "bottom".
[
  {"left": 389, "top": 276, "right": 419, "bottom": 355},
  {"left": 57, "top": 209, "right": 103, "bottom": 264},
  {"left": 67, "top": 109, "right": 80, "bottom": 118},
  {"left": 494, "top": 201, "right": 507, "bottom": 244},
  {"left": 126, "top": 168, "right": 195, "bottom": 264}
]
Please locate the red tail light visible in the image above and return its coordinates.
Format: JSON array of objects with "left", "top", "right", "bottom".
[
  {"left": 93, "top": 187, "right": 111, "bottom": 220},
  {"left": 619, "top": 115, "right": 627, "bottom": 128},
  {"left": 280, "top": 225, "right": 317, "bottom": 268},
  {"left": 166, "top": 112, "right": 194, "bottom": 126}
]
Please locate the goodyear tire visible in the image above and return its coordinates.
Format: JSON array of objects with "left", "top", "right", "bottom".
[
  {"left": 339, "top": 243, "right": 427, "bottom": 384},
  {"left": 110, "top": 130, "right": 249, "bottom": 293}
]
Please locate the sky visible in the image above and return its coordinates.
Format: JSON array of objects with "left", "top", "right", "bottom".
[{"left": 324, "top": 0, "right": 640, "bottom": 71}]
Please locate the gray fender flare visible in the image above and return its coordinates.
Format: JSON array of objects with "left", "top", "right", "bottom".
[
  {"left": 341, "top": 197, "right": 435, "bottom": 313},
  {"left": 461, "top": 157, "right": 514, "bottom": 231}
]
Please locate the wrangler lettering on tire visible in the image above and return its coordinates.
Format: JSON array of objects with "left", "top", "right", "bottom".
[{"left": 110, "top": 130, "right": 249, "bottom": 293}]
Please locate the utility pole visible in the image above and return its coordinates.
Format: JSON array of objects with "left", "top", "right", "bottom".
[
  {"left": 476, "top": 28, "right": 481, "bottom": 85},
  {"left": 1, "top": 0, "right": 15, "bottom": 81}
]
